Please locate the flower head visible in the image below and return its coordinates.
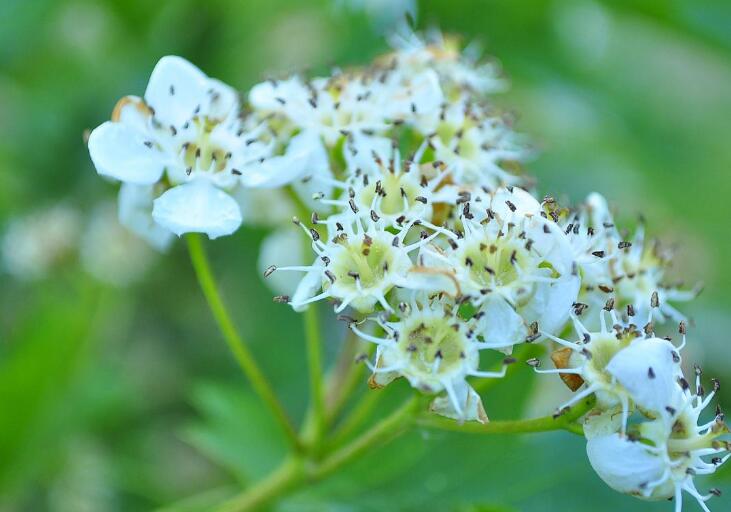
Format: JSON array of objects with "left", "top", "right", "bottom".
[
  {"left": 420, "top": 187, "right": 579, "bottom": 349},
  {"left": 541, "top": 307, "right": 687, "bottom": 430},
  {"left": 349, "top": 295, "right": 511, "bottom": 422},
  {"left": 586, "top": 368, "right": 729, "bottom": 511},
  {"left": 267, "top": 214, "right": 444, "bottom": 313},
  {"left": 88, "top": 56, "right": 273, "bottom": 240}
]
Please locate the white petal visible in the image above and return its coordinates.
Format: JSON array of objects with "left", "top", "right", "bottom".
[
  {"left": 521, "top": 274, "right": 580, "bottom": 336},
  {"left": 290, "top": 133, "right": 333, "bottom": 212},
  {"left": 368, "top": 347, "right": 401, "bottom": 388},
  {"left": 239, "top": 131, "right": 323, "bottom": 188},
  {"left": 145, "top": 56, "right": 236, "bottom": 127},
  {"left": 606, "top": 337, "right": 683, "bottom": 416},
  {"left": 490, "top": 187, "right": 541, "bottom": 218},
  {"left": 430, "top": 381, "right": 488, "bottom": 423},
  {"left": 387, "top": 69, "right": 443, "bottom": 118},
  {"left": 88, "top": 122, "right": 165, "bottom": 185},
  {"left": 525, "top": 217, "right": 576, "bottom": 275},
  {"left": 477, "top": 296, "right": 527, "bottom": 348},
  {"left": 586, "top": 192, "right": 612, "bottom": 228},
  {"left": 249, "top": 76, "right": 309, "bottom": 112},
  {"left": 582, "top": 407, "right": 622, "bottom": 440},
  {"left": 152, "top": 179, "right": 242, "bottom": 239},
  {"left": 586, "top": 433, "right": 668, "bottom": 497},
  {"left": 257, "top": 227, "right": 305, "bottom": 296},
  {"left": 343, "top": 133, "right": 392, "bottom": 173},
  {"left": 111, "top": 95, "right": 151, "bottom": 131},
  {"left": 399, "top": 266, "right": 460, "bottom": 297},
  {"left": 118, "top": 183, "right": 174, "bottom": 251},
  {"left": 291, "top": 262, "right": 324, "bottom": 313}
]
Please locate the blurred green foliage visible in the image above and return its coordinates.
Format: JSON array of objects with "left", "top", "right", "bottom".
[{"left": 1, "top": 0, "right": 730, "bottom": 510}]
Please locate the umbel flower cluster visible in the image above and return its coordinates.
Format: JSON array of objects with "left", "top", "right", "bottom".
[{"left": 87, "top": 31, "right": 726, "bottom": 511}]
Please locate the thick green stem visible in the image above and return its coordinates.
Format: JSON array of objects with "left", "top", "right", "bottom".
[
  {"left": 216, "top": 393, "right": 595, "bottom": 511},
  {"left": 314, "top": 396, "right": 422, "bottom": 478},
  {"left": 214, "top": 458, "right": 304, "bottom": 512},
  {"left": 217, "top": 397, "right": 422, "bottom": 512},
  {"left": 186, "top": 234, "right": 301, "bottom": 451},
  {"left": 329, "top": 386, "right": 385, "bottom": 448}
]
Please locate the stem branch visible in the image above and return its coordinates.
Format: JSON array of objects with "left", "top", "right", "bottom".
[{"left": 186, "top": 234, "right": 300, "bottom": 451}]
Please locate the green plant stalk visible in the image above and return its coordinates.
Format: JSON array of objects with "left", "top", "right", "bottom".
[
  {"left": 302, "top": 302, "right": 326, "bottom": 446},
  {"left": 416, "top": 396, "right": 595, "bottom": 436},
  {"left": 323, "top": 329, "right": 362, "bottom": 424},
  {"left": 216, "top": 396, "right": 423, "bottom": 512},
  {"left": 329, "top": 386, "right": 387, "bottom": 449},
  {"left": 215, "top": 458, "right": 304, "bottom": 512},
  {"left": 186, "top": 234, "right": 301, "bottom": 451},
  {"left": 283, "top": 185, "right": 328, "bottom": 446},
  {"left": 216, "top": 394, "right": 594, "bottom": 512}
]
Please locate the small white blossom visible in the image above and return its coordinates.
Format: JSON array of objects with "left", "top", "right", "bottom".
[
  {"left": 349, "top": 296, "right": 510, "bottom": 422},
  {"left": 562, "top": 192, "right": 697, "bottom": 326},
  {"left": 420, "top": 187, "right": 579, "bottom": 349},
  {"left": 268, "top": 215, "right": 442, "bottom": 313},
  {"left": 587, "top": 372, "right": 729, "bottom": 511},
  {"left": 542, "top": 308, "right": 686, "bottom": 430},
  {"left": 88, "top": 56, "right": 273, "bottom": 239}
]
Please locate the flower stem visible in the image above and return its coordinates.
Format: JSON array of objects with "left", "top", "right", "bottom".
[
  {"left": 214, "top": 458, "right": 304, "bottom": 512},
  {"left": 416, "top": 395, "right": 595, "bottom": 436},
  {"left": 216, "top": 397, "right": 423, "bottom": 512},
  {"left": 324, "top": 329, "right": 362, "bottom": 423},
  {"left": 302, "top": 302, "right": 326, "bottom": 445},
  {"left": 186, "top": 233, "right": 301, "bottom": 451},
  {"left": 314, "top": 396, "right": 423, "bottom": 478}
]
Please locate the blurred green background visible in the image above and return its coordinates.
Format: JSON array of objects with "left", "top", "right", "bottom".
[{"left": 1, "top": 0, "right": 730, "bottom": 510}]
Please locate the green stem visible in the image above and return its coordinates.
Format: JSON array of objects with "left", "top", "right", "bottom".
[
  {"left": 217, "top": 397, "right": 423, "bottom": 512},
  {"left": 314, "top": 396, "right": 422, "bottom": 478},
  {"left": 325, "top": 333, "right": 375, "bottom": 428},
  {"left": 324, "top": 329, "right": 362, "bottom": 423},
  {"left": 284, "top": 184, "right": 327, "bottom": 446},
  {"left": 416, "top": 396, "right": 595, "bottom": 436},
  {"left": 329, "top": 387, "right": 386, "bottom": 448},
  {"left": 303, "top": 302, "right": 325, "bottom": 445},
  {"left": 186, "top": 234, "right": 301, "bottom": 451},
  {"left": 215, "top": 394, "right": 595, "bottom": 512},
  {"left": 214, "top": 458, "right": 304, "bottom": 512}
]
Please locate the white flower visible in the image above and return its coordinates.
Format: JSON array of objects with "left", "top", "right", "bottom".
[
  {"left": 1, "top": 204, "right": 81, "bottom": 280},
  {"left": 586, "top": 372, "right": 729, "bottom": 511},
  {"left": 420, "top": 96, "right": 529, "bottom": 188},
  {"left": 420, "top": 187, "right": 579, "bottom": 349},
  {"left": 118, "top": 183, "right": 174, "bottom": 251},
  {"left": 388, "top": 29, "right": 507, "bottom": 96},
  {"left": 267, "top": 214, "right": 442, "bottom": 313},
  {"left": 542, "top": 308, "right": 686, "bottom": 430},
  {"left": 610, "top": 222, "right": 697, "bottom": 325},
  {"left": 349, "top": 296, "right": 510, "bottom": 422},
  {"left": 563, "top": 192, "right": 697, "bottom": 327},
  {"left": 317, "top": 143, "right": 456, "bottom": 228},
  {"left": 88, "top": 56, "right": 272, "bottom": 239}
]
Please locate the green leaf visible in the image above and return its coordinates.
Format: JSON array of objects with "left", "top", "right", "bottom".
[{"left": 181, "top": 381, "right": 288, "bottom": 484}]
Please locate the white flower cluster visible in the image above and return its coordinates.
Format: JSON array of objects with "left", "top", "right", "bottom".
[
  {"left": 544, "top": 311, "right": 728, "bottom": 511},
  {"left": 87, "top": 31, "right": 723, "bottom": 510}
]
